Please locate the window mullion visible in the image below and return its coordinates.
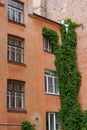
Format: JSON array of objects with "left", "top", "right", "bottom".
[
  {"left": 9, "top": 46, "right": 11, "bottom": 60},
  {"left": 10, "top": 7, "right": 12, "bottom": 20},
  {"left": 9, "top": 91, "right": 11, "bottom": 108},
  {"left": 14, "top": 8, "right": 16, "bottom": 21},
  {"left": 21, "top": 11, "right": 23, "bottom": 23},
  {"left": 15, "top": 9, "right": 17, "bottom": 22},
  {"left": 15, "top": 92, "right": 17, "bottom": 108},
  {"left": 8, "top": 7, "right": 11, "bottom": 19},
  {"left": 21, "top": 49, "right": 24, "bottom": 63},
  {"left": 21, "top": 93, "right": 24, "bottom": 108},
  {"left": 8, "top": 46, "right": 11, "bottom": 60},
  {"left": 15, "top": 47, "right": 17, "bottom": 62}
]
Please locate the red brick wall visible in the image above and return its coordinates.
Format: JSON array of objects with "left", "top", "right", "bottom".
[
  {"left": 40, "top": 0, "right": 87, "bottom": 111},
  {"left": 0, "top": 2, "right": 8, "bottom": 130},
  {"left": 0, "top": 1, "right": 61, "bottom": 130}
]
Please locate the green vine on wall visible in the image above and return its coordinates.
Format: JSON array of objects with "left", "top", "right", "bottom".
[
  {"left": 58, "top": 19, "right": 82, "bottom": 130},
  {"left": 42, "top": 19, "right": 86, "bottom": 130}
]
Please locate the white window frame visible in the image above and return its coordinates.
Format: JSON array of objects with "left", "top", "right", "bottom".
[
  {"left": 45, "top": 70, "right": 59, "bottom": 95},
  {"left": 48, "top": 113, "right": 56, "bottom": 130},
  {"left": 8, "top": 0, "right": 24, "bottom": 24},
  {"left": 7, "top": 80, "right": 24, "bottom": 109},
  {"left": 8, "top": 35, "right": 24, "bottom": 63},
  {"left": 14, "top": 92, "right": 24, "bottom": 109},
  {"left": 43, "top": 37, "right": 53, "bottom": 53},
  {"left": 46, "top": 113, "right": 60, "bottom": 130}
]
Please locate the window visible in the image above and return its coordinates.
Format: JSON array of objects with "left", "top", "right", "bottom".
[
  {"left": 8, "top": 0, "right": 24, "bottom": 24},
  {"left": 43, "top": 36, "right": 53, "bottom": 53},
  {"left": 8, "top": 35, "right": 24, "bottom": 64},
  {"left": 7, "top": 80, "right": 25, "bottom": 109},
  {"left": 46, "top": 113, "right": 60, "bottom": 130},
  {"left": 44, "top": 70, "right": 59, "bottom": 95}
]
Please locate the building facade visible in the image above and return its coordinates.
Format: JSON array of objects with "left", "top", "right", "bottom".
[
  {"left": 49, "top": 0, "right": 87, "bottom": 111},
  {"left": 0, "top": 0, "right": 61, "bottom": 130},
  {"left": 1, "top": 0, "right": 87, "bottom": 130},
  {"left": 33, "top": 0, "right": 87, "bottom": 111}
]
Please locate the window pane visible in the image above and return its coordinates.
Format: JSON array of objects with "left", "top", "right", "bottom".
[
  {"left": 45, "top": 75, "right": 47, "bottom": 92},
  {"left": 7, "top": 92, "right": 10, "bottom": 108},
  {"left": 43, "top": 37, "right": 48, "bottom": 51},
  {"left": 18, "top": 40, "right": 24, "bottom": 47},
  {"left": 48, "top": 77, "right": 53, "bottom": 93},
  {"left": 17, "top": 11, "right": 22, "bottom": 23},
  {"left": 8, "top": 82, "right": 13, "bottom": 91},
  {"left": 8, "top": 0, "right": 23, "bottom": 10},
  {"left": 16, "top": 97, "right": 22, "bottom": 108},
  {"left": 46, "top": 113, "right": 49, "bottom": 130},
  {"left": 10, "top": 47, "right": 15, "bottom": 61},
  {"left": 19, "top": 83, "right": 24, "bottom": 92},
  {"left": 8, "top": 7, "right": 11, "bottom": 19},
  {"left": 13, "top": 9, "right": 15, "bottom": 20},
  {"left": 48, "top": 77, "right": 52, "bottom": 84},
  {"left": 49, "top": 43, "right": 53, "bottom": 53},
  {"left": 11, "top": 92, "right": 15, "bottom": 108},
  {"left": 16, "top": 53, "right": 22, "bottom": 63},
  {"left": 44, "top": 70, "right": 58, "bottom": 94},
  {"left": 54, "top": 78, "right": 59, "bottom": 94},
  {"left": 48, "top": 84, "right": 53, "bottom": 93},
  {"left": 50, "top": 114, "right": 54, "bottom": 130},
  {"left": 43, "top": 37, "right": 53, "bottom": 53},
  {"left": 16, "top": 93, "right": 23, "bottom": 108}
]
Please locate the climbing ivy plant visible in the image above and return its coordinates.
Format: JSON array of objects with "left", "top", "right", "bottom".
[
  {"left": 42, "top": 19, "right": 85, "bottom": 130},
  {"left": 58, "top": 19, "right": 82, "bottom": 130}
]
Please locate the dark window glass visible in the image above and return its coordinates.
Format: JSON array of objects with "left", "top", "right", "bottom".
[
  {"left": 43, "top": 37, "right": 53, "bottom": 53},
  {"left": 7, "top": 80, "right": 25, "bottom": 109},
  {"left": 8, "top": 35, "right": 24, "bottom": 64},
  {"left": 8, "top": 0, "right": 24, "bottom": 24},
  {"left": 46, "top": 113, "right": 60, "bottom": 130}
]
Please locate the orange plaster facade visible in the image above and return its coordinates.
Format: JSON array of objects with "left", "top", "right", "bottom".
[{"left": 0, "top": 1, "right": 60, "bottom": 130}]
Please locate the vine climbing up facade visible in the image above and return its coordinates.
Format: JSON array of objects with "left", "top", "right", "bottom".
[{"left": 43, "top": 19, "right": 87, "bottom": 130}]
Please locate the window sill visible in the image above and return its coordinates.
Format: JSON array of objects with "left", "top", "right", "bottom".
[
  {"left": 8, "top": 19, "right": 25, "bottom": 27},
  {"left": 45, "top": 92, "right": 59, "bottom": 96},
  {"left": 7, "top": 108, "right": 27, "bottom": 113},
  {"left": 43, "top": 50, "right": 54, "bottom": 55},
  {"left": 8, "top": 61, "right": 26, "bottom": 67}
]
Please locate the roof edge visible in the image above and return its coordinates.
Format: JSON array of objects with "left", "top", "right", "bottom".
[{"left": 29, "top": 13, "right": 61, "bottom": 26}]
